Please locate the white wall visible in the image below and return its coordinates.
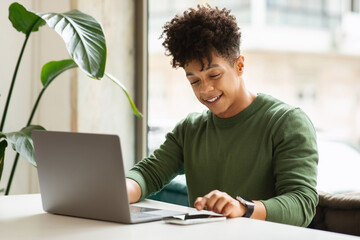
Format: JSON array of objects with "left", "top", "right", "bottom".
[
  {"left": 0, "top": 0, "right": 136, "bottom": 194},
  {"left": 75, "top": 0, "right": 136, "bottom": 172}
]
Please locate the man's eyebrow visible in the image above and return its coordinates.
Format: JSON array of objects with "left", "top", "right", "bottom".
[
  {"left": 205, "top": 64, "right": 220, "bottom": 70},
  {"left": 186, "top": 64, "right": 220, "bottom": 76}
]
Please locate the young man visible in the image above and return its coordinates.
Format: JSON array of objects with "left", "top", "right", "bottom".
[{"left": 126, "top": 6, "right": 318, "bottom": 227}]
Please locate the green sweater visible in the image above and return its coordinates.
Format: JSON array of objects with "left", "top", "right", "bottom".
[{"left": 127, "top": 93, "right": 318, "bottom": 227}]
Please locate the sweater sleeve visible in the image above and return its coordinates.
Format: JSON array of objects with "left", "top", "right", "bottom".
[
  {"left": 126, "top": 119, "right": 186, "bottom": 201},
  {"left": 261, "top": 108, "right": 319, "bottom": 227}
]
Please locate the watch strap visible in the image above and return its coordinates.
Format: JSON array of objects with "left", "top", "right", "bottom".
[{"left": 236, "top": 196, "right": 255, "bottom": 218}]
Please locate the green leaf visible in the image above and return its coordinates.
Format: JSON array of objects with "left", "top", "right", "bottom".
[
  {"left": 0, "top": 140, "right": 8, "bottom": 182},
  {"left": 41, "top": 59, "right": 77, "bottom": 88},
  {"left": 38, "top": 10, "right": 106, "bottom": 79},
  {"left": 105, "top": 73, "right": 143, "bottom": 118},
  {"left": 3, "top": 125, "right": 46, "bottom": 167},
  {"left": 8, "top": 2, "right": 46, "bottom": 34}
]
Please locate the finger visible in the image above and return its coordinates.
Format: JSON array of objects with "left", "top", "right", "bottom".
[
  {"left": 207, "top": 190, "right": 233, "bottom": 212},
  {"left": 212, "top": 196, "right": 229, "bottom": 214},
  {"left": 203, "top": 190, "right": 223, "bottom": 211},
  {"left": 222, "top": 200, "right": 241, "bottom": 218},
  {"left": 194, "top": 197, "right": 207, "bottom": 210},
  {"left": 194, "top": 191, "right": 216, "bottom": 211}
]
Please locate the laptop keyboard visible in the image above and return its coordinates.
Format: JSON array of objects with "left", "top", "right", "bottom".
[
  {"left": 130, "top": 206, "right": 161, "bottom": 219},
  {"left": 130, "top": 206, "right": 158, "bottom": 212}
]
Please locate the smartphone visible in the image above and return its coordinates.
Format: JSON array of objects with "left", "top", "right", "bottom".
[{"left": 163, "top": 213, "right": 226, "bottom": 225}]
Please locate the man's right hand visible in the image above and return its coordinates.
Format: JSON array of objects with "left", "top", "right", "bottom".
[{"left": 126, "top": 178, "right": 141, "bottom": 203}]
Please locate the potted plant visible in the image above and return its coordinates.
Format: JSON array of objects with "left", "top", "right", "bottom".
[{"left": 0, "top": 2, "right": 141, "bottom": 194}]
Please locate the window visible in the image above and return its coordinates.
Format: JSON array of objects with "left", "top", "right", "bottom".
[{"left": 267, "top": 0, "right": 342, "bottom": 29}]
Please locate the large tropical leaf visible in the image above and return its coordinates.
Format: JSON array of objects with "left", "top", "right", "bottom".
[
  {"left": 9, "top": 3, "right": 106, "bottom": 79},
  {"left": 105, "top": 73, "right": 143, "bottom": 118},
  {"left": 38, "top": 10, "right": 106, "bottom": 79},
  {"left": 8, "top": 2, "right": 46, "bottom": 34},
  {"left": 0, "top": 140, "right": 8, "bottom": 182},
  {"left": 3, "top": 125, "right": 46, "bottom": 167},
  {"left": 41, "top": 59, "right": 77, "bottom": 88}
]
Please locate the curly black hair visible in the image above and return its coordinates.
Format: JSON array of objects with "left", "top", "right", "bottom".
[{"left": 161, "top": 5, "right": 241, "bottom": 69}]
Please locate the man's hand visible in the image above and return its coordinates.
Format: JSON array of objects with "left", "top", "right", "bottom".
[
  {"left": 194, "top": 190, "right": 246, "bottom": 218},
  {"left": 126, "top": 178, "right": 141, "bottom": 203}
]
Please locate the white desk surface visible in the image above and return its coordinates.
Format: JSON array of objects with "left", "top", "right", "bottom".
[{"left": 0, "top": 194, "right": 358, "bottom": 240}]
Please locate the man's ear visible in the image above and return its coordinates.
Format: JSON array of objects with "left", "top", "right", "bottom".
[{"left": 235, "top": 56, "right": 245, "bottom": 74}]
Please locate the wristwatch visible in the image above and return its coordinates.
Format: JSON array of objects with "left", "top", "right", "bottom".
[{"left": 236, "top": 196, "right": 255, "bottom": 218}]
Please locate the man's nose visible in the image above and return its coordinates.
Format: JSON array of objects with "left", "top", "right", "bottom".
[{"left": 199, "top": 80, "right": 214, "bottom": 94}]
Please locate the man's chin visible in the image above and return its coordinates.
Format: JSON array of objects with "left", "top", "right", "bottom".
[{"left": 207, "top": 108, "right": 225, "bottom": 117}]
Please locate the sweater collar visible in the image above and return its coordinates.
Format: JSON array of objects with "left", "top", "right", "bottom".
[{"left": 211, "top": 93, "right": 265, "bottom": 127}]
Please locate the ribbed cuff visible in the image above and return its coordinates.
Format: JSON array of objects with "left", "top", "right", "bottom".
[{"left": 260, "top": 199, "right": 278, "bottom": 223}]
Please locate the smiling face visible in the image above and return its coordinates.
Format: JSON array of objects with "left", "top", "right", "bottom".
[{"left": 184, "top": 54, "right": 254, "bottom": 118}]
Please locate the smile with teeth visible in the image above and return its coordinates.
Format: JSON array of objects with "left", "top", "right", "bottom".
[{"left": 204, "top": 94, "right": 222, "bottom": 103}]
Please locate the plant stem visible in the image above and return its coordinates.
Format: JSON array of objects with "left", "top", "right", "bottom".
[
  {"left": 26, "top": 88, "right": 46, "bottom": 126},
  {"left": 5, "top": 153, "right": 19, "bottom": 195},
  {"left": 0, "top": 33, "right": 31, "bottom": 132},
  {"left": 5, "top": 87, "right": 46, "bottom": 195},
  {"left": 3, "top": 33, "right": 31, "bottom": 195}
]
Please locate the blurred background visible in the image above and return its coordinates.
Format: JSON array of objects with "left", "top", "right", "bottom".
[{"left": 148, "top": 0, "right": 360, "bottom": 193}]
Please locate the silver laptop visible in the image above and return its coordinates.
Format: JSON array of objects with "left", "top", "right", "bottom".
[{"left": 32, "top": 130, "right": 184, "bottom": 224}]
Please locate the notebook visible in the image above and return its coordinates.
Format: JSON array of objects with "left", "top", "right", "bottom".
[{"left": 32, "top": 130, "right": 185, "bottom": 224}]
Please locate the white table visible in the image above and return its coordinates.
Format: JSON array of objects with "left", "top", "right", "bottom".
[{"left": 0, "top": 194, "right": 358, "bottom": 240}]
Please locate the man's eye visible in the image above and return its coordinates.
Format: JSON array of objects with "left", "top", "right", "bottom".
[
  {"left": 191, "top": 80, "right": 199, "bottom": 85},
  {"left": 210, "top": 74, "right": 220, "bottom": 78}
]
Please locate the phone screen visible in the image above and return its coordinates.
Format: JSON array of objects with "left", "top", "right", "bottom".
[
  {"left": 184, "top": 214, "right": 223, "bottom": 219},
  {"left": 163, "top": 214, "right": 226, "bottom": 225}
]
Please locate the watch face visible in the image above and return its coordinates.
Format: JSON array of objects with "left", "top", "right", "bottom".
[
  {"left": 236, "top": 196, "right": 254, "bottom": 207},
  {"left": 236, "top": 196, "right": 247, "bottom": 205}
]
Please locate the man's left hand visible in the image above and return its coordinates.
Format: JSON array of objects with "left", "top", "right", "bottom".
[{"left": 194, "top": 190, "right": 246, "bottom": 218}]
